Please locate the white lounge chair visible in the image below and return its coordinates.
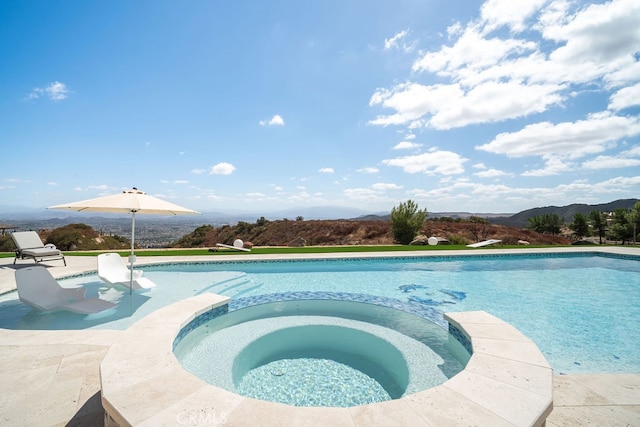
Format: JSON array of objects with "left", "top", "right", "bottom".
[
  {"left": 215, "top": 238, "right": 251, "bottom": 252},
  {"left": 11, "top": 231, "right": 66, "bottom": 266},
  {"left": 15, "top": 266, "right": 116, "bottom": 314},
  {"left": 97, "top": 253, "right": 157, "bottom": 290},
  {"left": 466, "top": 239, "right": 502, "bottom": 248}
]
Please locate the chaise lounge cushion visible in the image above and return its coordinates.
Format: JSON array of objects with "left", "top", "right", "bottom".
[{"left": 11, "top": 231, "right": 66, "bottom": 266}]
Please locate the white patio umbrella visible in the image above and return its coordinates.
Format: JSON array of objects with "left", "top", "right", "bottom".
[{"left": 48, "top": 188, "right": 200, "bottom": 292}]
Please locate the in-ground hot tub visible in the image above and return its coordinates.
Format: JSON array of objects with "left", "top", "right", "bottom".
[
  {"left": 173, "top": 296, "right": 470, "bottom": 407},
  {"left": 101, "top": 293, "right": 553, "bottom": 426}
]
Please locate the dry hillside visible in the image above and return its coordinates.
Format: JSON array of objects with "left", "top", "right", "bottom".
[{"left": 174, "top": 219, "right": 570, "bottom": 248}]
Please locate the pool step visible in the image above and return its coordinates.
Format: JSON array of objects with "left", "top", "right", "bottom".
[
  {"left": 193, "top": 271, "right": 263, "bottom": 298},
  {"left": 231, "top": 283, "right": 264, "bottom": 298},
  {"left": 217, "top": 278, "right": 253, "bottom": 294},
  {"left": 196, "top": 273, "right": 249, "bottom": 295}
]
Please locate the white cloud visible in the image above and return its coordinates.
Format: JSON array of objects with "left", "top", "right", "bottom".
[
  {"left": 477, "top": 113, "right": 640, "bottom": 159},
  {"left": 545, "top": 0, "right": 640, "bottom": 64},
  {"left": 480, "top": 0, "right": 548, "bottom": 33},
  {"left": 259, "top": 114, "right": 285, "bottom": 126},
  {"left": 27, "top": 81, "right": 70, "bottom": 101},
  {"left": 429, "top": 80, "right": 563, "bottom": 129},
  {"left": 370, "top": 0, "right": 640, "bottom": 132},
  {"left": 173, "top": 180, "right": 189, "bottom": 184},
  {"left": 583, "top": 157, "right": 640, "bottom": 170},
  {"left": 369, "top": 79, "right": 564, "bottom": 130},
  {"left": 407, "top": 173, "right": 640, "bottom": 212},
  {"left": 385, "top": 30, "right": 407, "bottom": 50},
  {"left": 209, "top": 162, "right": 236, "bottom": 175},
  {"left": 474, "top": 168, "right": 511, "bottom": 178},
  {"left": 372, "top": 182, "right": 402, "bottom": 190},
  {"left": 47, "top": 181, "right": 58, "bottom": 186},
  {"left": 393, "top": 141, "right": 422, "bottom": 150},
  {"left": 413, "top": 26, "right": 537, "bottom": 75},
  {"left": 191, "top": 169, "right": 206, "bottom": 175},
  {"left": 357, "top": 167, "right": 379, "bottom": 173},
  {"left": 318, "top": 167, "right": 334, "bottom": 173},
  {"left": 88, "top": 184, "right": 110, "bottom": 191},
  {"left": 582, "top": 145, "right": 640, "bottom": 170},
  {"left": 382, "top": 149, "right": 467, "bottom": 175},
  {"left": 609, "top": 82, "right": 640, "bottom": 111},
  {"left": 522, "top": 156, "right": 574, "bottom": 177},
  {"left": 369, "top": 82, "right": 464, "bottom": 127},
  {"left": 384, "top": 29, "right": 415, "bottom": 52},
  {"left": 343, "top": 187, "right": 394, "bottom": 203}
]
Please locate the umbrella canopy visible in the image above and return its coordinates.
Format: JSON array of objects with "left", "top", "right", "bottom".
[
  {"left": 48, "top": 188, "right": 200, "bottom": 215},
  {"left": 48, "top": 188, "right": 200, "bottom": 291}
]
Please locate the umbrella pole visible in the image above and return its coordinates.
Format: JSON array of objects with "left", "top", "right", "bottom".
[{"left": 129, "top": 211, "right": 136, "bottom": 294}]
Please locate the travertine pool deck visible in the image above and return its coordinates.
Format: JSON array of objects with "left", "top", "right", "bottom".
[{"left": 1, "top": 248, "right": 639, "bottom": 426}]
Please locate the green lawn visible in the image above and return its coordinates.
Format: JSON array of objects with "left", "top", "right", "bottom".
[{"left": 0, "top": 244, "right": 568, "bottom": 259}]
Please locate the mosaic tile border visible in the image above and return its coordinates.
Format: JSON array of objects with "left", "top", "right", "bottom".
[
  {"left": 140, "top": 250, "right": 640, "bottom": 271},
  {"left": 230, "top": 291, "right": 445, "bottom": 324},
  {"left": 173, "top": 304, "right": 228, "bottom": 349},
  {"left": 172, "top": 291, "right": 448, "bottom": 351},
  {"left": 449, "top": 323, "right": 473, "bottom": 354}
]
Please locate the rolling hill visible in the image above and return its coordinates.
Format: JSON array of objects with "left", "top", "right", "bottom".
[{"left": 491, "top": 199, "right": 639, "bottom": 228}]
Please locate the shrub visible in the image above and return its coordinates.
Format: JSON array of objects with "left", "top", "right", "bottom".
[{"left": 390, "top": 200, "right": 428, "bottom": 245}]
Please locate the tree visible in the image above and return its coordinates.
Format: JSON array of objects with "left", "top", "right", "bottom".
[
  {"left": 569, "top": 213, "right": 589, "bottom": 240},
  {"left": 527, "top": 215, "right": 545, "bottom": 233},
  {"left": 630, "top": 202, "right": 640, "bottom": 245},
  {"left": 390, "top": 200, "right": 428, "bottom": 244},
  {"left": 468, "top": 216, "right": 490, "bottom": 242},
  {"left": 607, "top": 208, "right": 632, "bottom": 244},
  {"left": 544, "top": 213, "right": 563, "bottom": 235},
  {"left": 526, "top": 213, "right": 563, "bottom": 235},
  {"left": 589, "top": 210, "right": 607, "bottom": 244}
]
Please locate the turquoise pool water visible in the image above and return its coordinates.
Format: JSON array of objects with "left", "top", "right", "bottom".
[
  {"left": 173, "top": 299, "right": 468, "bottom": 407},
  {"left": 1, "top": 253, "right": 639, "bottom": 374}
]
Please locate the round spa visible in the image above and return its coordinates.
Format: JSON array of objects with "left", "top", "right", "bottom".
[{"left": 173, "top": 297, "right": 470, "bottom": 407}]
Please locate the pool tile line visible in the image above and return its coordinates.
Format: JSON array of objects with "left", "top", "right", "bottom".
[
  {"left": 449, "top": 323, "right": 473, "bottom": 354},
  {"left": 173, "top": 304, "right": 229, "bottom": 349},
  {"left": 135, "top": 249, "right": 640, "bottom": 271},
  {"left": 173, "top": 291, "right": 448, "bottom": 351},
  {"left": 231, "top": 291, "right": 445, "bottom": 324}
]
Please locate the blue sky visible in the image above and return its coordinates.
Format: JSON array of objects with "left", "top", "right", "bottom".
[{"left": 1, "top": 0, "right": 639, "bottom": 215}]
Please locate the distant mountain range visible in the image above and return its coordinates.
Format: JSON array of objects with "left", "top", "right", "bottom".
[
  {"left": 490, "top": 199, "right": 639, "bottom": 228},
  {"left": 0, "top": 199, "right": 637, "bottom": 230}
]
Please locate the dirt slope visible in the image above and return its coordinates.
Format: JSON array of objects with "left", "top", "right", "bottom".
[{"left": 176, "top": 219, "right": 570, "bottom": 247}]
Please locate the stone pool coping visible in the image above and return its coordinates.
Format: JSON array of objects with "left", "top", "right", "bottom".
[{"left": 101, "top": 293, "right": 553, "bottom": 426}]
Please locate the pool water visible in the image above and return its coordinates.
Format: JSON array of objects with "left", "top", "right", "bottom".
[
  {"left": 1, "top": 253, "right": 639, "bottom": 374},
  {"left": 173, "top": 300, "right": 467, "bottom": 407},
  {"left": 236, "top": 358, "right": 391, "bottom": 407}
]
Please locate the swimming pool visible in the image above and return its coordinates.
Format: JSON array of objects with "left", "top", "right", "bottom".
[{"left": 1, "top": 252, "right": 638, "bottom": 374}]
